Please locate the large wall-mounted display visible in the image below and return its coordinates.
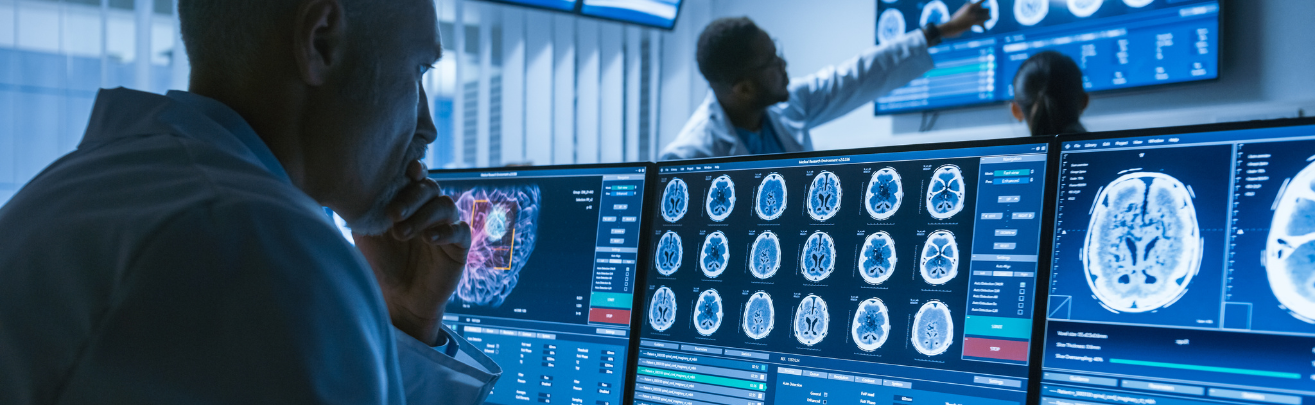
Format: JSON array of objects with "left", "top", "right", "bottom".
[
  {"left": 480, "top": 0, "right": 683, "bottom": 30},
  {"left": 874, "top": 0, "right": 1221, "bottom": 114}
]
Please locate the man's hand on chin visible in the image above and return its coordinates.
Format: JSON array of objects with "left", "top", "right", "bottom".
[{"left": 354, "top": 160, "right": 470, "bottom": 347}]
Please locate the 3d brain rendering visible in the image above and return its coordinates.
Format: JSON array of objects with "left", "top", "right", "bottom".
[
  {"left": 648, "top": 286, "right": 677, "bottom": 332},
  {"left": 706, "top": 175, "right": 737, "bottom": 222},
  {"left": 661, "top": 178, "right": 689, "bottom": 223},
  {"left": 654, "top": 231, "right": 683, "bottom": 276},
  {"left": 911, "top": 300, "right": 954, "bottom": 356},
  {"left": 700, "top": 231, "right": 730, "bottom": 278},
  {"left": 926, "top": 165, "right": 966, "bottom": 220},
  {"left": 801, "top": 231, "right": 837, "bottom": 282},
  {"left": 756, "top": 173, "right": 788, "bottom": 221},
  {"left": 920, "top": 230, "right": 959, "bottom": 285},
  {"left": 860, "top": 232, "right": 898, "bottom": 285},
  {"left": 750, "top": 231, "right": 782, "bottom": 279},
  {"left": 852, "top": 298, "right": 891, "bottom": 352},
  {"left": 694, "top": 289, "right": 724, "bottom": 336},
  {"left": 865, "top": 167, "right": 904, "bottom": 220},
  {"left": 446, "top": 184, "right": 540, "bottom": 308},
  {"left": 807, "top": 171, "right": 843, "bottom": 221},
  {"left": 794, "top": 294, "right": 830, "bottom": 346},
  {"left": 743, "top": 291, "right": 776, "bottom": 340},
  {"left": 1266, "top": 162, "right": 1315, "bottom": 322}
]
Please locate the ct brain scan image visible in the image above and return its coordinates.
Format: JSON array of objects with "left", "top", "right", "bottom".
[
  {"left": 743, "top": 291, "right": 775, "bottom": 340},
  {"left": 807, "top": 171, "right": 843, "bottom": 221},
  {"left": 1265, "top": 161, "right": 1315, "bottom": 322},
  {"left": 649, "top": 286, "right": 677, "bottom": 332},
  {"left": 865, "top": 167, "right": 903, "bottom": 220},
  {"left": 801, "top": 231, "right": 837, "bottom": 282},
  {"left": 750, "top": 231, "right": 782, "bottom": 279},
  {"left": 701, "top": 231, "right": 730, "bottom": 278},
  {"left": 654, "top": 231, "right": 683, "bottom": 276},
  {"left": 919, "top": 0, "right": 950, "bottom": 27},
  {"left": 1014, "top": 0, "right": 1049, "bottom": 26},
  {"left": 756, "top": 173, "right": 788, "bottom": 221},
  {"left": 694, "top": 289, "right": 724, "bottom": 336},
  {"left": 661, "top": 178, "right": 689, "bottom": 223},
  {"left": 793, "top": 294, "right": 830, "bottom": 346},
  {"left": 1083, "top": 172, "right": 1203, "bottom": 313},
  {"left": 926, "top": 165, "right": 966, "bottom": 220},
  {"left": 1123, "top": 0, "right": 1154, "bottom": 7},
  {"left": 706, "top": 175, "right": 737, "bottom": 222},
  {"left": 449, "top": 185, "right": 541, "bottom": 308},
  {"left": 1068, "top": 0, "right": 1104, "bottom": 17},
  {"left": 852, "top": 298, "right": 891, "bottom": 352},
  {"left": 920, "top": 230, "right": 960, "bottom": 285},
  {"left": 877, "top": 9, "right": 906, "bottom": 45},
  {"left": 971, "top": 0, "right": 1000, "bottom": 33},
  {"left": 911, "top": 300, "right": 954, "bottom": 356},
  {"left": 860, "top": 232, "right": 898, "bottom": 285}
]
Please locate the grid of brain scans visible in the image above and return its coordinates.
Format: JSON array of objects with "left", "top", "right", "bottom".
[
  {"left": 1042, "top": 122, "right": 1315, "bottom": 405},
  {"left": 636, "top": 142, "right": 1051, "bottom": 405}
]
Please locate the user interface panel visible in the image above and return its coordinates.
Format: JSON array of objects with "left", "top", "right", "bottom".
[
  {"left": 636, "top": 143, "right": 1051, "bottom": 405},
  {"left": 430, "top": 165, "right": 650, "bottom": 405},
  {"left": 1043, "top": 122, "right": 1315, "bottom": 405},
  {"left": 875, "top": 0, "right": 1220, "bottom": 114},
  {"left": 580, "top": 0, "right": 683, "bottom": 29}
]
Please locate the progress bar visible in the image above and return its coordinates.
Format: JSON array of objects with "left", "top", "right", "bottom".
[{"left": 1110, "top": 359, "right": 1302, "bottom": 379}]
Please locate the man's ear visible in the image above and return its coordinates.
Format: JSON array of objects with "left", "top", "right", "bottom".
[
  {"left": 1010, "top": 102, "right": 1025, "bottom": 122},
  {"left": 730, "top": 79, "right": 756, "bottom": 101},
  {"left": 293, "top": 0, "right": 346, "bottom": 86}
]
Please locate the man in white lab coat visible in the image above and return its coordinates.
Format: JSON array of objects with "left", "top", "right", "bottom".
[
  {"left": 660, "top": 2, "right": 990, "bottom": 160},
  {"left": 0, "top": 0, "right": 499, "bottom": 404}
]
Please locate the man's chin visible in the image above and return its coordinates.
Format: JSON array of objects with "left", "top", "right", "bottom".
[{"left": 343, "top": 177, "right": 409, "bottom": 236}]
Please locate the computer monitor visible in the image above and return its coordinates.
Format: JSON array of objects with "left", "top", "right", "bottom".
[
  {"left": 579, "top": 0, "right": 684, "bottom": 30},
  {"left": 1040, "top": 118, "right": 1315, "bottom": 405},
  {"left": 875, "top": 0, "right": 1221, "bottom": 114},
  {"left": 634, "top": 139, "right": 1053, "bottom": 405},
  {"left": 428, "top": 163, "right": 653, "bottom": 405},
  {"left": 482, "top": 0, "right": 580, "bottom": 12}
]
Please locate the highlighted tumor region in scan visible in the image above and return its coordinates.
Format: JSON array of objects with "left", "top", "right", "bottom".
[
  {"left": 661, "top": 178, "right": 689, "bottom": 223},
  {"left": 756, "top": 173, "right": 788, "bottom": 221},
  {"left": 807, "top": 171, "right": 843, "bottom": 221},
  {"left": 1083, "top": 172, "right": 1202, "bottom": 313},
  {"left": 926, "top": 165, "right": 966, "bottom": 220},
  {"left": 447, "top": 185, "right": 540, "bottom": 308},
  {"left": 743, "top": 291, "right": 775, "bottom": 340},
  {"left": 649, "top": 286, "right": 677, "bottom": 332},
  {"left": 1266, "top": 161, "right": 1315, "bottom": 322},
  {"left": 852, "top": 298, "right": 891, "bottom": 352},
  {"left": 794, "top": 294, "right": 830, "bottom": 346},
  {"left": 911, "top": 300, "right": 954, "bottom": 356},
  {"left": 801, "top": 232, "right": 837, "bottom": 282},
  {"left": 694, "top": 289, "right": 724, "bottom": 336},
  {"left": 706, "top": 175, "right": 737, "bottom": 222},
  {"left": 866, "top": 167, "right": 903, "bottom": 220}
]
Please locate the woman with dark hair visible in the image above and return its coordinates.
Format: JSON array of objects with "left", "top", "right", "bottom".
[{"left": 1011, "top": 50, "right": 1090, "bottom": 137}]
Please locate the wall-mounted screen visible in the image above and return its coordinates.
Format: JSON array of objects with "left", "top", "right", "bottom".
[
  {"left": 874, "top": 0, "right": 1220, "bottom": 114},
  {"left": 428, "top": 164, "right": 651, "bottom": 405},
  {"left": 580, "top": 0, "right": 684, "bottom": 30},
  {"left": 633, "top": 140, "right": 1052, "bottom": 405},
  {"left": 483, "top": 0, "right": 579, "bottom": 12},
  {"left": 1041, "top": 119, "right": 1315, "bottom": 405}
]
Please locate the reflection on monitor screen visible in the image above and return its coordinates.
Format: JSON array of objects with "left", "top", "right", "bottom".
[
  {"left": 580, "top": 0, "right": 683, "bottom": 29},
  {"left": 875, "top": 0, "right": 1220, "bottom": 114},
  {"left": 429, "top": 164, "right": 649, "bottom": 405},
  {"left": 636, "top": 142, "right": 1050, "bottom": 405},
  {"left": 1043, "top": 120, "right": 1315, "bottom": 405}
]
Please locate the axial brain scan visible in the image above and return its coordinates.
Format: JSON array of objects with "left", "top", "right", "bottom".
[
  {"left": 926, "top": 165, "right": 966, "bottom": 220},
  {"left": 1123, "top": 0, "right": 1154, "bottom": 7},
  {"left": 860, "top": 232, "right": 898, "bottom": 285},
  {"left": 756, "top": 173, "right": 788, "bottom": 221},
  {"left": 750, "top": 231, "right": 782, "bottom": 279},
  {"left": 701, "top": 231, "right": 730, "bottom": 278},
  {"left": 920, "top": 230, "right": 960, "bottom": 285},
  {"left": 1014, "top": 0, "right": 1049, "bottom": 26},
  {"left": 1265, "top": 162, "right": 1315, "bottom": 322},
  {"left": 866, "top": 167, "right": 903, "bottom": 220},
  {"left": 654, "top": 231, "right": 683, "bottom": 276},
  {"left": 743, "top": 291, "right": 775, "bottom": 340},
  {"left": 706, "top": 175, "right": 737, "bottom": 222},
  {"left": 807, "top": 171, "right": 843, "bottom": 221},
  {"left": 649, "top": 286, "right": 677, "bottom": 332},
  {"left": 448, "top": 185, "right": 541, "bottom": 307},
  {"left": 920, "top": 0, "right": 950, "bottom": 27},
  {"left": 1067, "top": 0, "right": 1104, "bottom": 17},
  {"left": 794, "top": 294, "right": 830, "bottom": 346},
  {"left": 694, "top": 289, "right": 724, "bottom": 336},
  {"left": 852, "top": 298, "right": 891, "bottom": 352},
  {"left": 661, "top": 178, "right": 689, "bottom": 223},
  {"left": 801, "top": 231, "right": 837, "bottom": 282},
  {"left": 912, "top": 300, "right": 954, "bottom": 356},
  {"left": 1083, "top": 172, "right": 1202, "bottom": 313},
  {"left": 877, "top": 9, "right": 906, "bottom": 44},
  {"left": 971, "top": 0, "right": 1000, "bottom": 33}
]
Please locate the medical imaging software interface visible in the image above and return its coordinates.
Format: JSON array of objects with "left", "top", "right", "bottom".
[
  {"left": 1042, "top": 123, "right": 1315, "bottom": 405},
  {"left": 874, "top": 0, "right": 1219, "bottom": 114},
  {"left": 429, "top": 165, "right": 648, "bottom": 405},
  {"left": 635, "top": 143, "right": 1050, "bottom": 405}
]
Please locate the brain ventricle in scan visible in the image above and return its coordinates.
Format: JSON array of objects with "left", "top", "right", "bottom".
[
  {"left": 1266, "top": 162, "right": 1315, "bottom": 321},
  {"left": 743, "top": 291, "right": 775, "bottom": 340},
  {"left": 654, "top": 231, "right": 683, "bottom": 276},
  {"left": 912, "top": 300, "right": 954, "bottom": 356},
  {"left": 852, "top": 298, "right": 891, "bottom": 352},
  {"left": 801, "top": 232, "right": 837, "bottom": 282},
  {"left": 450, "top": 185, "right": 540, "bottom": 307},
  {"left": 661, "top": 178, "right": 689, "bottom": 223},
  {"left": 1083, "top": 172, "right": 1203, "bottom": 313},
  {"left": 750, "top": 231, "right": 782, "bottom": 279},
  {"left": 920, "top": 230, "right": 959, "bottom": 285},
  {"left": 807, "top": 171, "right": 843, "bottom": 221},
  {"left": 756, "top": 173, "right": 788, "bottom": 221},
  {"left": 694, "top": 289, "right": 724, "bottom": 336},
  {"left": 866, "top": 167, "right": 903, "bottom": 220},
  {"left": 860, "top": 232, "right": 898, "bottom": 285},
  {"left": 794, "top": 294, "right": 830, "bottom": 346},
  {"left": 649, "top": 286, "right": 677, "bottom": 332},
  {"left": 926, "top": 165, "right": 966, "bottom": 220},
  {"left": 706, "top": 175, "right": 737, "bottom": 222}
]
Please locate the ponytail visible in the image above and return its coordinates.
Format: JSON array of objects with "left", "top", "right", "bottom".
[{"left": 1013, "top": 51, "right": 1086, "bottom": 137}]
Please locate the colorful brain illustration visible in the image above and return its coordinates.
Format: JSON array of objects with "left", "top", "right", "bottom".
[
  {"left": 706, "top": 175, "right": 737, "bottom": 222},
  {"left": 807, "top": 171, "right": 843, "bottom": 221},
  {"left": 446, "top": 185, "right": 540, "bottom": 308},
  {"left": 654, "top": 231, "right": 683, "bottom": 276},
  {"left": 1266, "top": 162, "right": 1315, "bottom": 322},
  {"left": 648, "top": 286, "right": 677, "bottom": 332},
  {"left": 920, "top": 230, "right": 959, "bottom": 285},
  {"left": 661, "top": 178, "right": 689, "bottom": 223},
  {"left": 756, "top": 173, "right": 788, "bottom": 221},
  {"left": 852, "top": 298, "right": 891, "bottom": 352},
  {"left": 860, "top": 232, "right": 898, "bottom": 285},
  {"left": 1083, "top": 172, "right": 1202, "bottom": 313},
  {"left": 750, "top": 231, "right": 782, "bottom": 279},
  {"left": 793, "top": 294, "right": 830, "bottom": 346},
  {"left": 926, "top": 165, "right": 966, "bottom": 220},
  {"left": 694, "top": 289, "right": 724, "bottom": 336},
  {"left": 865, "top": 167, "right": 903, "bottom": 220},
  {"left": 743, "top": 291, "right": 775, "bottom": 340},
  {"left": 912, "top": 301, "right": 954, "bottom": 356},
  {"left": 801, "top": 232, "right": 837, "bottom": 282},
  {"left": 700, "top": 231, "right": 730, "bottom": 278}
]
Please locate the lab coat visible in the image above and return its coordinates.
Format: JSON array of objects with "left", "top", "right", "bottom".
[
  {"left": 0, "top": 88, "right": 500, "bottom": 404},
  {"left": 659, "top": 30, "right": 935, "bottom": 160}
]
